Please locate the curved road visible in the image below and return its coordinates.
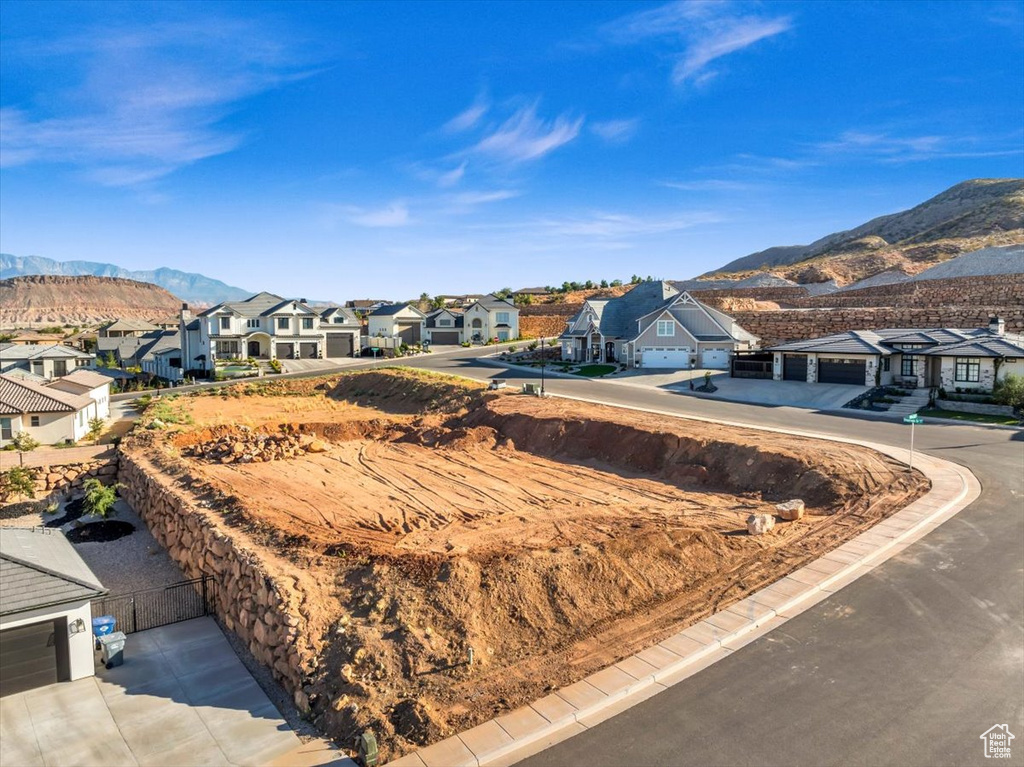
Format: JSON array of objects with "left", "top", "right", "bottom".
[{"left": 399, "top": 351, "right": 1023, "bottom": 767}]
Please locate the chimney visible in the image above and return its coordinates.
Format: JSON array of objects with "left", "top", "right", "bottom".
[{"left": 989, "top": 316, "right": 1005, "bottom": 337}]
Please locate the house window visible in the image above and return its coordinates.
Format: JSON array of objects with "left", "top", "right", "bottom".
[
  {"left": 954, "top": 357, "right": 980, "bottom": 383},
  {"left": 656, "top": 320, "right": 674, "bottom": 337},
  {"left": 439, "top": 319, "right": 451, "bottom": 327},
  {"left": 334, "top": 317, "right": 345, "bottom": 324},
  {"left": 247, "top": 319, "right": 260, "bottom": 329},
  {"left": 277, "top": 317, "right": 289, "bottom": 331},
  {"left": 882, "top": 357, "right": 890, "bottom": 372},
  {"left": 472, "top": 319, "right": 483, "bottom": 329},
  {"left": 901, "top": 355, "right": 919, "bottom": 377},
  {"left": 0, "top": 418, "right": 11, "bottom": 440},
  {"left": 77, "top": 359, "right": 90, "bottom": 367},
  {"left": 302, "top": 318, "right": 314, "bottom": 330},
  {"left": 496, "top": 312, "right": 510, "bottom": 325},
  {"left": 30, "top": 415, "right": 40, "bottom": 427},
  {"left": 220, "top": 317, "right": 231, "bottom": 330}
]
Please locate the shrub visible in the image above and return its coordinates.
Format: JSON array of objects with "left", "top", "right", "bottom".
[
  {"left": 83, "top": 478, "right": 120, "bottom": 518},
  {"left": 11, "top": 432, "right": 40, "bottom": 452},
  {"left": 1, "top": 467, "right": 36, "bottom": 501},
  {"left": 993, "top": 373, "right": 1024, "bottom": 412},
  {"left": 88, "top": 417, "right": 105, "bottom": 443},
  {"left": 460, "top": 341, "right": 471, "bottom": 348},
  {"left": 528, "top": 342, "right": 538, "bottom": 351},
  {"left": 509, "top": 345, "right": 518, "bottom": 353}
]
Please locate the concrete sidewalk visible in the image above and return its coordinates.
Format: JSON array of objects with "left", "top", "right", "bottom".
[
  {"left": 0, "top": 617, "right": 302, "bottom": 767},
  {"left": 386, "top": 398, "right": 981, "bottom": 767}
]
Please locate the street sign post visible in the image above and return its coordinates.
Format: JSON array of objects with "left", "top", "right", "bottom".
[{"left": 903, "top": 413, "right": 923, "bottom": 471}]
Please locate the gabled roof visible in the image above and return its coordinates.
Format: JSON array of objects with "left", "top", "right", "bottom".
[
  {"left": 769, "top": 327, "right": 1024, "bottom": 357},
  {"left": 921, "top": 335, "right": 1024, "bottom": 358},
  {"left": 563, "top": 281, "right": 679, "bottom": 340},
  {"left": 466, "top": 294, "right": 517, "bottom": 312},
  {"left": 0, "top": 528, "right": 106, "bottom": 616},
  {"left": 51, "top": 369, "right": 113, "bottom": 389},
  {"left": 425, "top": 310, "right": 465, "bottom": 328},
  {"left": 770, "top": 331, "right": 893, "bottom": 355},
  {"left": 320, "top": 306, "right": 360, "bottom": 325},
  {"left": 0, "top": 343, "right": 94, "bottom": 362},
  {"left": 370, "top": 303, "right": 425, "bottom": 318},
  {"left": 199, "top": 291, "right": 297, "bottom": 318},
  {"left": 100, "top": 319, "right": 160, "bottom": 333},
  {"left": 96, "top": 330, "right": 180, "bottom": 362},
  {"left": 0, "top": 373, "right": 93, "bottom": 415}
]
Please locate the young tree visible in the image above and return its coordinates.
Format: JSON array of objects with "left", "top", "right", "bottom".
[
  {"left": 1, "top": 467, "right": 36, "bottom": 502},
  {"left": 88, "top": 417, "right": 105, "bottom": 444},
  {"left": 12, "top": 432, "right": 40, "bottom": 452},
  {"left": 610, "top": 279, "right": 623, "bottom": 287},
  {"left": 429, "top": 295, "right": 446, "bottom": 311},
  {"left": 630, "top": 274, "right": 641, "bottom": 284},
  {"left": 584, "top": 279, "right": 595, "bottom": 289},
  {"left": 600, "top": 279, "right": 609, "bottom": 288},
  {"left": 83, "top": 478, "right": 120, "bottom": 518}
]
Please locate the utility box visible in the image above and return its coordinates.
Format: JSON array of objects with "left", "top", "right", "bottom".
[
  {"left": 354, "top": 730, "right": 378, "bottom": 767},
  {"left": 98, "top": 631, "right": 127, "bottom": 669}
]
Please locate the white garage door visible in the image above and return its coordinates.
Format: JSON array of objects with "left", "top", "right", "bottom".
[
  {"left": 701, "top": 348, "right": 730, "bottom": 369},
  {"left": 641, "top": 347, "right": 690, "bottom": 368}
]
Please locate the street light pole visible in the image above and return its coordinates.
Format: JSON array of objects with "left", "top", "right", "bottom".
[{"left": 540, "top": 337, "right": 546, "bottom": 397}]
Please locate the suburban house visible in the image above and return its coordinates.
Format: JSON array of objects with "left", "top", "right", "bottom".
[
  {"left": 560, "top": 281, "right": 758, "bottom": 369},
  {"left": 0, "top": 344, "right": 96, "bottom": 380},
  {"left": 97, "top": 319, "right": 160, "bottom": 338},
  {"left": 367, "top": 304, "right": 427, "bottom": 344},
  {"left": 463, "top": 295, "right": 520, "bottom": 343},
  {"left": 345, "top": 299, "right": 389, "bottom": 313},
  {"left": 318, "top": 307, "right": 362, "bottom": 358},
  {"left": 7, "top": 331, "right": 66, "bottom": 346},
  {"left": 192, "top": 292, "right": 326, "bottom": 370},
  {"left": 141, "top": 347, "right": 186, "bottom": 383},
  {"left": 767, "top": 318, "right": 1024, "bottom": 388},
  {"left": 0, "top": 373, "right": 108, "bottom": 445},
  {"left": 0, "top": 527, "right": 107, "bottom": 696},
  {"left": 97, "top": 329, "right": 180, "bottom": 369},
  {"left": 437, "top": 294, "right": 485, "bottom": 309},
  {"left": 424, "top": 308, "right": 465, "bottom": 345},
  {"left": 45, "top": 369, "right": 112, "bottom": 420}
]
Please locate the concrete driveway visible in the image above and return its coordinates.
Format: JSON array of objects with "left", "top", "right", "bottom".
[{"left": 0, "top": 617, "right": 301, "bottom": 767}]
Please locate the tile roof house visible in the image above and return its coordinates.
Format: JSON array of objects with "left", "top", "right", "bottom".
[
  {"left": 0, "top": 344, "right": 96, "bottom": 380},
  {"left": 768, "top": 318, "right": 1024, "bottom": 388},
  {"left": 462, "top": 295, "right": 520, "bottom": 343},
  {"left": 0, "top": 372, "right": 108, "bottom": 446},
  {"left": 560, "top": 281, "right": 758, "bottom": 369},
  {"left": 0, "top": 527, "right": 107, "bottom": 696}
]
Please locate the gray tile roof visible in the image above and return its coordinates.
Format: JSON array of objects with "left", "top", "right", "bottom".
[
  {"left": 0, "top": 373, "right": 94, "bottom": 415},
  {"left": 100, "top": 319, "right": 160, "bottom": 333},
  {"left": 467, "top": 294, "right": 518, "bottom": 312},
  {"left": 593, "top": 281, "right": 679, "bottom": 339},
  {"left": 370, "top": 303, "right": 420, "bottom": 317},
  {"left": 769, "top": 327, "right": 1024, "bottom": 357},
  {"left": 0, "top": 344, "right": 94, "bottom": 362},
  {"left": 1, "top": 527, "right": 106, "bottom": 616},
  {"left": 425, "top": 310, "right": 465, "bottom": 329},
  {"left": 320, "top": 307, "right": 360, "bottom": 325},
  {"left": 97, "top": 330, "right": 180, "bottom": 363},
  {"left": 921, "top": 336, "right": 1024, "bottom": 358},
  {"left": 199, "top": 292, "right": 316, "bottom": 319}
]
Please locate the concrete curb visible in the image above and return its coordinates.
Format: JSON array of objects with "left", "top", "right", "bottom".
[{"left": 386, "top": 394, "right": 981, "bottom": 767}]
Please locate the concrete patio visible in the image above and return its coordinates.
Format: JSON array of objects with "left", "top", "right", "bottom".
[{"left": 0, "top": 617, "right": 302, "bottom": 767}]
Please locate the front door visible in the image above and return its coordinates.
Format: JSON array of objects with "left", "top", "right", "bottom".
[
  {"left": 605, "top": 342, "right": 616, "bottom": 362},
  {"left": 247, "top": 341, "right": 260, "bottom": 357}
]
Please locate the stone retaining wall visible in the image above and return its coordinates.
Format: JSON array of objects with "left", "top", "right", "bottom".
[
  {"left": 117, "top": 451, "right": 313, "bottom": 706},
  {"left": 0, "top": 456, "right": 118, "bottom": 503},
  {"left": 935, "top": 399, "right": 1018, "bottom": 417}
]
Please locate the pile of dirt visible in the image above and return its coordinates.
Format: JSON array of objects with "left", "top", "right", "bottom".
[
  {"left": 179, "top": 425, "right": 332, "bottom": 464},
  {"left": 132, "top": 371, "right": 929, "bottom": 760}
]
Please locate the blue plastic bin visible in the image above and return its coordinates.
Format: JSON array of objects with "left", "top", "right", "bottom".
[{"left": 92, "top": 616, "right": 116, "bottom": 649}]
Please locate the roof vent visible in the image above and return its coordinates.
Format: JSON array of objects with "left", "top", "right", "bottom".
[{"left": 989, "top": 316, "right": 1005, "bottom": 337}]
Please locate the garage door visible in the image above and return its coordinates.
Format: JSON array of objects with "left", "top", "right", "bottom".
[
  {"left": 701, "top": 349, "right": 730, "bottom": 369},
  {"left": 397, "top": 322, "right": 421, "bottom": 344},
  {"left": 783, "top": 354, "right": 808, "bottom": 381},
  {"left": 299, "top": 342, "right": 318, "bottom": 359},
  {"left": 325, "top": 334, "right": 353, "bottom": 358},
  {"left": 641, "top": 347, "right": 690, "bottom": 368},
  {"left": 819, "top": 358, "right": 866, "bottom": 385},
  {"left": 431, "top": 331, "right": 460, "bottom": 345},
  {"left": 0, "top": 620, "right": 64, "bottom": 697},
  {"left": 276, "top": 343, "right": 294, "bottom": 359}
]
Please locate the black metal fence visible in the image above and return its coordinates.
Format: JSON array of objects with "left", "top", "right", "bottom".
[
  {"left": 92, "top": 576, "right": 215, "bottom": 634},
  {"left": 731, "top": 358, "right": 773, "bottom": 379}
]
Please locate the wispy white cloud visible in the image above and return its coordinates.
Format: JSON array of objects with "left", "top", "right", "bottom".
[
  {"left": 590, "top": 118, "right": 640, "bottom": 144},
  {"left": 437, "top": 162, "right": 467, "bottom": 188},
  {"left": 448, "top": 189, "right": 520, "bottom": 206},
  {"left": 809, "top": 129, "right": 1024, "bottom": 163},
  {"left": 340, "top": 202, "right": 412, "bottom": 228},
  {"left": 0, "top": 17, "right": 316, "bottom": 186},
  {"left": 534, "top": 209, "right": 722, "bottom": 238},
  {"left": 443, "top": 96, "right": 490, "bottom": 133},
  {"left": 603, "top": 1, "right": 792, "bottom": 86},
  {"left": 662, "top": 179, "right": 758, "bottom": 191},
  {"left": 462, "top": 102, "right": 583, "bottom": 164}
]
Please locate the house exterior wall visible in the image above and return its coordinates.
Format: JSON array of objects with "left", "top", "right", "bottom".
[
  {"left": 937, "top": 357, "right": 997, "bottom": 392},
  {"left": 0, "top": 599, "right": 97, "bottom": 682},
  {"left": 368, "top": 307, "right": 425, "bottom": 339},
  {"left": 0, "top": 356, "right": 95, "bottom": 379},
  {"left": 667, "top": 305, "right": 722, "bottom": 337},
  {"left": 634, "top": 311, "right": 699, "bottom": 352},
  {"left": 46, "top": 381, "right": 111, "bottom": 420},
  {"left": 142, "top": 352, "right": 185, "bottom": 382},
  {"left": 5, "top": 409, "right": 90, "bottom": 446},
  {"left": 463, "top": 304, "right": 519, "bottom": 342}
]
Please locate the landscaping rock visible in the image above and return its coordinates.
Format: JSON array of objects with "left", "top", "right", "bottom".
[
  {"left": 746, "top": 513, "right": 775, "bottom": 535},
  {"left": 776, "top": 499, "right": 805, "bottom": 521}
]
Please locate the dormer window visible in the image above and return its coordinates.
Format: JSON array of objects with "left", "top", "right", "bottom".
[
  {"left": 439, "top": 318, "right": 452, "bottom": 327},
  {"left": 220, "top": 317, "right": 231, "bottom": 330}
]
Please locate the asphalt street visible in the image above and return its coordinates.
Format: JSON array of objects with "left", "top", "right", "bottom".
[{"left": 400, "top": 351, "right": 1024, "bottom": 767}]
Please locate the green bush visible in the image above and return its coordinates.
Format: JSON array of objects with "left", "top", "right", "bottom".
[
  {"left": 11, "top": 432, "right": 40, "bottom": 452},
  {"left": 1, "top": 467, "right": 36, "bottom": 501},
  {"left": 83, "top": 478, "right": 120, "bottom": 518},
  {"left": 994, "top": 373, "right": 1024, "bottom": 411}
]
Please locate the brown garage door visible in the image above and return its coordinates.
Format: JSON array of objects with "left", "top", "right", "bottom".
[
  {"left": 0, "top": 619, "right": 68, "bottom": 697},
  {"left": 397, "top": 322, "right": 421, "bottom": 344},
  {"left": 276, "top": 343, "right": 294, "bottom": 359},
  {"left": 326, "top": 334, "right": 353, "bottom": 358},
  {"left": 431, "top": 331, "right": 460, "bottom": 345},
  {"left": 299, "top": 342, "right": 318, "bottom": 359}
]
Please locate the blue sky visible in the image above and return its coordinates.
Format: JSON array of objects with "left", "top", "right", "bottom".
[{"left": 1, "top": 0, "right": 1022, "bottom": 300}]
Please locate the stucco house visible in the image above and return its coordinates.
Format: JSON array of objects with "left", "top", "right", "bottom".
[
  {"left": 367, "top": 304, "right": 427, "bottom": 344},
  {"left": 45, "top": 369, "right": 112, "bottom": 421},
  {"left": 192, "top": 292, "right": 325, "bottom": 370},
  {"left": 97, "top": 319, "right": 160, "bottom": 339},
  {"left": 0, "top": 527, "right": 107, "bottom": 696},
  {"left": 97, "top": 329, "right": 180, "bottom": 369},
  {"left": 560, "top": 281, "right": 758, "bottom": 369},
  {"left": 0, "top": 344, "right": 96, "bottom": 380},
  {"left": 424, "top": 309, "right": 465, "bottom": 345},
  {"left": 0, "top": 373, "right": 103, "bottom": 446},
  {"left": 319, "top": 307, "right": 362, "bottom": 358},
  {"left": 767, "top": 318, "right": 1024, "bottom": 388},
  {"left": 463, "top": 295, "right": 519, "bottom": 343}
]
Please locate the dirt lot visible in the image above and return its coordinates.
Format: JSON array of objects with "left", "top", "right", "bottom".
[{"left": 133, "top": 370, "right": 928, "bottom": 760}]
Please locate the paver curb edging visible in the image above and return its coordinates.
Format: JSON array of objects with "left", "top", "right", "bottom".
[{"left": 385, "top": 393, "right": 981, "bottom": 767}]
